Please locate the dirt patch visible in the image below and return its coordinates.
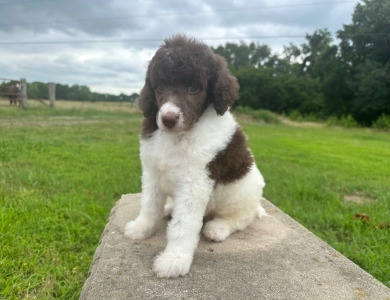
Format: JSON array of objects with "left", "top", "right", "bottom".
[{"left": 343, "top": 194, "right": 377, "bottom": 204}]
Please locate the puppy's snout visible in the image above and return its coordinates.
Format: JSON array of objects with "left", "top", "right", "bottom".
[{"left": 162, "top": 112, "right": 179, "bottom": 128}]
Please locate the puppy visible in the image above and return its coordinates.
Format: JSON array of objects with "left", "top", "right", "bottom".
[{"left": 125, "top": 35, "right": 266, "bottom": 278}]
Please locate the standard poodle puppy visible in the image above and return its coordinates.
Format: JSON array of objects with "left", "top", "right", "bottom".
[{"left": 124, "top": 34, "right": 266, "bottom": 278}]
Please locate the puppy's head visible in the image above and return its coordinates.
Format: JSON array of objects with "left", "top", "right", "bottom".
[{"left": 139, "top": 35, "right": 239, "bottom": 133}]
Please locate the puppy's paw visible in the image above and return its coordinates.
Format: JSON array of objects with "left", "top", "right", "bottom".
[
  {"left": 203, "top": 219, "right": 231, "bottom": 242},
  {"left": 163, "top": 202, "right": 174, "bottom": 219},
  {"left": 124, "top": 218, "right": 154, "bottom": 240},
  {"left": 257, "top": 200, "right": 268, "bottom": 219},
  {"left": 153, "top": 251, "right": 193, "bottom": 278}
]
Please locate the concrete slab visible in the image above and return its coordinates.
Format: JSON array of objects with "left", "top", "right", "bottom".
[{"left": 80, "top": 194, "right": 390, "bottom": 300}]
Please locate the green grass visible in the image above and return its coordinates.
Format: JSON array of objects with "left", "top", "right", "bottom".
[
  {"left": 245, "top": 124, "right": 390, "bottom": 288},
  {"left": 0, "top": 105, "right": 389, "bottom": 299},
  {"left": 0, "top": 106, "right": 142, "bottom": 299}
]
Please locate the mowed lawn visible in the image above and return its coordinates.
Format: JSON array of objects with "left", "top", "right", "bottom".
[{"left": 0, "top": 104, "right": 389, "bottom": 299}]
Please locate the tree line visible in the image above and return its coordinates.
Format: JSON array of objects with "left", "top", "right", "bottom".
[
  {"left": 29, "top": 82, "right": 139, "bottom": 103},
  {"left": 212, "top": 0, "right": 389, "bottom": 126},
  {"left": 0, "top": 81, "right": 139, "bottom": 103}
]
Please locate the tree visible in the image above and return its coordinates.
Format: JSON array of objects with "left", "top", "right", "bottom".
[
  {"left": 338, "top": 0, "right": 390, "bottom": 65},
  {"left": 338, "top": 0, "right": 390, "bottom": 124},
  {"left": 212, "top": 42, "right": 273, "bottom": 70},
  {"left": 235, "top": 66, "right": 287, "bottom": 112},
  {"left": 56, "top": 83, "right": 70, "bottom": 99},
  {"left": 300, "top": 29, "right": 334, "bottom": 78},
  {"left": 351, "top": 61, "right": 390, "bottom": 124},
  {"left": 210, "top": 0, "right": 390, "bottom": 125}
]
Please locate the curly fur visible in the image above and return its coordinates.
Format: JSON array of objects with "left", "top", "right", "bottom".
[
  {"left": 139, "top": 35, "right": 238, "bottom": 136},
  {"left": 125, "top": 35, "right": 266, "bottom": 278}
]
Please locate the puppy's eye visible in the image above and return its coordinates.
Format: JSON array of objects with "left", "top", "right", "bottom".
[
  {"left": 157, "top": 84, "right": 165, "bottom": 92},
  {"left": 188, "top": 85, "right": 199, "bottom": 93}
]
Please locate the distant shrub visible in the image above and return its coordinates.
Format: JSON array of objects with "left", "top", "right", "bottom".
[
  {"left": 289, "top": 110, "right": 303, "bottom": 121},
  {"left": 234, "top": 106, "right": 280, "bottom": 124},
  {"left": 372, "top": 114, "right": 390, "bottom": 130},
  {"left": 288, "top": 110, "right": 321, "bottom": 123},
  {"left": 303, "top": 113, "right": 319, "bottom": 122},
  {"left": 234, "top": 105, "right": 253, "bottom": 115},
  {"left": 327, "top": 115, "right": 359, "bottom": 128}
]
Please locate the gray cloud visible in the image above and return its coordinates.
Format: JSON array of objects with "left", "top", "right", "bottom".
[{"left": 0, "top": 0, "right": 357, "bottom": 94}]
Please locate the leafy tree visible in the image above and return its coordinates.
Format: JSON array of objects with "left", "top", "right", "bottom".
[
  {"left": 280, "top": 75, "right": 323, "bottom": 115},
  {"left": 56, "top": 83, "right": 70, "bottom": 99},
  {"left": 300, "top": 29, "right": 334, "bottom": 78},
  {"left": 351, "top": 61, "right": 390, "bottom": 124},
  {"left": 338, "top": 0, "right": 390, "bottom": 65},
  {"left": 212, "top": 42, "right": 273, "bottom": 70},
  {"left": 338, "top": 0, "right": 390, "bottom": 124},
  {"left": 235, "top": 66, "right": 287, "bottom": 112}
]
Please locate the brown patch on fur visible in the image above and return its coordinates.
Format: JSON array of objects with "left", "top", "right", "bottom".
[
  {"left": 156, "top": 83, "right": 209, "bottom": 129},
  {"left": 139, "top": 81, "right": 159, "bottom": 139},
  {"left": 207, "top": 127, "right": 254, "bottom": 185},
  {"left": 138, "top": 34, "right": 239, "bottom": 138},
  {"left": 210, "top": 55, "right": 239, "bottom": 116},
  {"left": 141, "top": 110, "right": 158, "bottom": 139}
]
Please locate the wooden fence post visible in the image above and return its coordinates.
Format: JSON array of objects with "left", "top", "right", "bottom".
[
  {"left": 49, "top": 83, "right": 56, "bottom": 108},
  {"left": 20, "top": 78, "right": 27, "bottom": 108}
]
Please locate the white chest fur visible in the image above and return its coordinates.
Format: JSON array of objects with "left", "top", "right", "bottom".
[{"left": 140, "top": 106, "right": 237, "bottom": 194}]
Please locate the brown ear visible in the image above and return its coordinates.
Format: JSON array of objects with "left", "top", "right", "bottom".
[
  {"left": 138, "top": 80, "right": 157, "bottom": 118},
  {"left": 211, "top": 55, "right": 240, "bottom": 115}
]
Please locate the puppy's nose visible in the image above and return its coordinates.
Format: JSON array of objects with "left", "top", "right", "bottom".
[{"left": 162, "top": 112, "right": 179, "bottom": 128}]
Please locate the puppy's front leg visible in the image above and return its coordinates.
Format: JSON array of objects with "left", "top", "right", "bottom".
[
  {"left": 153, "top": 182, "right": 212, "bottom": 278},
  {"left": 124, "top": 168, "right": 165, "bottom": 240}
]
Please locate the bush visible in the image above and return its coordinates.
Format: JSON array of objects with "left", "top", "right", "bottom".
[
  {"left": 288, "top": 110, "right": 303, "bottom": 121},
  {"left": 234, "top": 106, "right": 280, "bottom": 124},
  {"left": 327, "top": 115, "right": 359, "bottom": 128},
  {"left": 303, "top": 113, "right": 319, "bottom": 122},
  {"left": 372, "top": 114, "right": 390, "bottom": 130},
  {"left": 288, "top": 110, "right": 321, "bottom": 122}
]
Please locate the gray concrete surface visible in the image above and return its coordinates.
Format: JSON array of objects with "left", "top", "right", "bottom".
[{"left": 80, "top": 194, "right": 390, "bottom": 300}]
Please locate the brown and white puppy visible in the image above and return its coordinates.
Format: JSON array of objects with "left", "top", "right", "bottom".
[{"left": 125, "top": 35, "right": 266, "bottom": 278}]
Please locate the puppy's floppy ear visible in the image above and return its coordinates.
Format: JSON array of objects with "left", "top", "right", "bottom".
[
  {"left": 138, "top": 79, "right": 157, "bottom": 118},
  {"left": 210, "top": 55, "right": 240, "bottom": 115}
]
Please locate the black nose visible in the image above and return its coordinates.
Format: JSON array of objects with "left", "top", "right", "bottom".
[{"left": 162, "top": 113, "right": 179, "bottom": 128}]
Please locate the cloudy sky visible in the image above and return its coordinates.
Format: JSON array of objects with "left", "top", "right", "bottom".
[{"left": 0, "top": 0, "right": 357, "bottom": 95}]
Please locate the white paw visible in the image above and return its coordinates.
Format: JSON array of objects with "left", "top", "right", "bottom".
[
  {"left": 124, "top": 218, "right": 154, "bottom": 240},
  {"left": 257, "top": 201, "right": 268, "bottom": 218},
  {"left": 203, "top": 219, "right": 231, "bottom": 242},
  {"left": 153, "top": 251, "right": 193, "bottom": 278},
  {"left": 163, "top": 202, "right": 174, "bottom": 219}
]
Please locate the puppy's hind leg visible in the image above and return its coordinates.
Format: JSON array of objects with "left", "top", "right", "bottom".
[
  {"left": 204, "top": 201, "right": 268, "bottom": 241},
  {"left": 202, "top": 218, "right": 232, "bottom": 242},
  {"left": 203, "top": 172, "right": 267, "bottom": 242}
]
